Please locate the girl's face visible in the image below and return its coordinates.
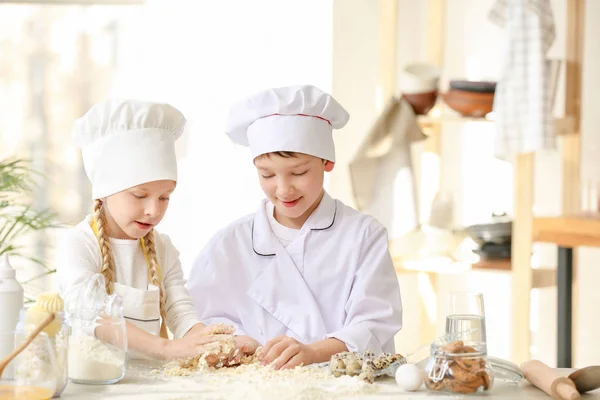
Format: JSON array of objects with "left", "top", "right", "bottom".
[{"left": 102, "top": 180, "right": 176, "bottom": 239}]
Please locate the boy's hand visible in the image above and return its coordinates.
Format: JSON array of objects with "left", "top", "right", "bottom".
[{"left": 258, "top": 335, "right": 316, "bottom": 370}]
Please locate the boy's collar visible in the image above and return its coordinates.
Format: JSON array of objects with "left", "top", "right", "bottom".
[
  {"left": 252, "top": 192, "right": 337, "bottom": 256},
  {"left": 303, "top": 192, "right": 337, "bottom": 231}
]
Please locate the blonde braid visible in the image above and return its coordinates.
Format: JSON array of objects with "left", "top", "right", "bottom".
[
  {"left": 93, "top": 199, "right": 116, "bottom": 295},
  {"left": 142, "top": 229, "right": 169, "bottom": 339}
]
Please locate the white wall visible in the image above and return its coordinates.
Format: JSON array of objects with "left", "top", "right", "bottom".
[
  {"left": 331, "top": 0, "right": 379, "bottom": 207},
  {"left": 109, "top": 0, "right": 334, "bottom": 272}
]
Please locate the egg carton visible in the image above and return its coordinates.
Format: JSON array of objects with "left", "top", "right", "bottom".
[{"left": 328, "top": 351, "right": 406, "bottom": 383}]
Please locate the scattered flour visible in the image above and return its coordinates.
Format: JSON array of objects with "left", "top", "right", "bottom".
[
  {"left": 141, "top": 339, "right": 383, "bottom": 399},
  {"left": 152, "top": 358, "right": 379, "bottom": 400}
]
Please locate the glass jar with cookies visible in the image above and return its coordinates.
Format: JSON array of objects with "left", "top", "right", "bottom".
[{"left": 424, "top": 340, "right": 493, "bottom": 395}]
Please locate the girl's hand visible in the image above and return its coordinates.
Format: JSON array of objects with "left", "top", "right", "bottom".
[
  {"left": 164, "top": 332, "right": 233, "bottom": 360},
  {"left": 235, "top": 335, "right": 261, "bottom": 355},
  {"left": 226, "top": 335, "right": 261, "bottom": 366},
  {"left": 165, "top": 323, "right": 235, "bottom": 360}
]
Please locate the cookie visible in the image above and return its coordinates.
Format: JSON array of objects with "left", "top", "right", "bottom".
[
  {"left": 462, "top": 373, "right": 485, "bottom": 389},
  {"left": 479, "top": 371, "right": 491, "bottom": 390},
  {"left": 442, "top": 340, "right": 464, "bottom": 354},
  {"left": 456, "top": 346, "right": 478, "bottom": 354},
  {"left": 448, "top": 363, "right": 481, "bottom": 385},
  {"left": 425, "top": 376, "right": 445, "bottom": 391},
  {"left": 455, "top": 357, "right": 485, "bottom": 372},
  {"left": 445, "top": 379, "right": 479, "bottom": 394}
]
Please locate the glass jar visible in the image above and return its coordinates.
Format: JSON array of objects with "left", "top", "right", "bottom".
[
  {"left": 12, "top": 309, "right": 69, "bottom": 398},
  {"left": 10, "top": 329, "right": 59, "bottom": 399},
  {"left": 424, "top": 340, "right": 493, "bottom": 395},
  {"left": 64, "top": 274, "right": 127, "bottom": 385}
]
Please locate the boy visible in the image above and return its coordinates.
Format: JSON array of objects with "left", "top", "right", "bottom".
[{"left": 187, "top": 85, "right": 402, "bottom": 369}]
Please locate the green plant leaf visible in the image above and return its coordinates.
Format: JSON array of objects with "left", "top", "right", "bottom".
[{"left": 0, "top": 157, "right": 59, "bottom": 290}]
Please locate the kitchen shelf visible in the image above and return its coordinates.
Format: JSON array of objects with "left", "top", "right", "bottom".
[
  {"left": 378, "top": 0, "right": 583, "bottom": 367},
  {"left": 417, "top": 111, "right": 575, "bottom": 137},
  {"left": 533, "top": 213, "right": 600, "bottom": 247},
  {"left": 407, "top": 0, "right": 583, "bottom": 368},
  {"left": 471, "top": 259, "right": 511, "bottom": 271}
]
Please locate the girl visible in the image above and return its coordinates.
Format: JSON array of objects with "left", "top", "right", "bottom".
[{"left": 57, "top": 99, "right": 231, "bottom": 360}]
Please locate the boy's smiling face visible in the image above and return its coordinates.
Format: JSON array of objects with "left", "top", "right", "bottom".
[{"left": 254, "top": 152, "right": 334, "bottom": 229}]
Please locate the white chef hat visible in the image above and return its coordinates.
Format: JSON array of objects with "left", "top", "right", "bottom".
[
  {"left": 225, "top": 85, "right": 350, "bottom": 162},
  {"left": 73, "top": 99, "right": 186, "bottom": 199}
]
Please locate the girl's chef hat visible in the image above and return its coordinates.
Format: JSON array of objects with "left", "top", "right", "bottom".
[
  {"left": 225, "top": 85, "right": 349, "bottom": 162},
  {"left": 73, "top": 99, "right": 186, "bottom": 199}
]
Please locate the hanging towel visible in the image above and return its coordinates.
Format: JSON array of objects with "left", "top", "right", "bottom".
[
  {"left": 349, "top": 97, "right": 426, "bottom": 237},
  {"left": 488, "top": 0, "right": 556, "bottom": 160}
]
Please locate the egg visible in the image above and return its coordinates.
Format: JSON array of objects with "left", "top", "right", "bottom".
[
  {"left": 346, "top": 360, "right": 362, "bottom": 376},
  {"left": 395, "top": 363, "right": 424, "bottom": 391}
]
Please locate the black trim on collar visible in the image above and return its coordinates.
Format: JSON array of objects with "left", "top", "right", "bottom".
[
  {"left": 251, "top": 201, "right": 338, "bottom": 257},
  {"left": 251, "top": 220, "right": 276, "bottom": 257},
  {"left": 311, "top": 201, "right": 337, "bottom": 231}
]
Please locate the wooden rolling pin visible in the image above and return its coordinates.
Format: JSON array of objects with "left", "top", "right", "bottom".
[{"left": 522, "top": 360, "right": 580, "bottom": 400}]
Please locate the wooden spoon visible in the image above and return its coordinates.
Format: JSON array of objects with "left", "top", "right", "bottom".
[
  {"left": 569, "top": 366, "right": 600, "bottom": 393},
  {"left": 0, "top": 313, "right": 55, "bottom": 379}
]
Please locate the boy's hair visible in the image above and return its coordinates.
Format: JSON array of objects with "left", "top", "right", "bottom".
[
  {"left": 93, "top": 199, "right": 169, "bottom": 339},
  {"left": 255, "top": 152, "right": 328, "bottom": 162},
  {"left": 255, "top": 151, "right": 298, "bottom": 159}
]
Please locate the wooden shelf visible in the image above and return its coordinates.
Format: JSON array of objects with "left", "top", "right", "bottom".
[
  {"left": 472, "top": 259, "right": 511, "bottom": 271},
  {"left": 471, "top": 261, "right": 557, "bottom": 289},
  {"left": 417, "top": 113, "right": 576, "bottom": 136},
  {"left": 394, "top": 256, "right": 557, "bottom": 290},
  {"left": 392, "top": 258, "right": 471, "bottom": 275},
  {"left": 417, "top": 109, "right": 494, "bottom": 127},
  {"left": 392, "top": 255, "right": 512, "bottom": 274},
  {"left": 533, "top": 213, "right": 600, "bottom": 248}
]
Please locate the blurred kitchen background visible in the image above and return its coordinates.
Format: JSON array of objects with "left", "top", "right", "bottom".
[{"left": 1, "top": 0, "right": 598, "bottom": 369}]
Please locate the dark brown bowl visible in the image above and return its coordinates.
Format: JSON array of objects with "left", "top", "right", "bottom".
[
  {"left": 449, "top": 80, "right": 496, "bottom": 93},
  {"left": 443, "top": 89, "right": 494, "bottom": 117},
  {"left": 402, "top": 90, "right": 438, "bottom": 115}
]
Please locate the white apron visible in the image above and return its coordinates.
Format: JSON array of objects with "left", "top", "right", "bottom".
[{"left": 90, "top": 219, "right": 163, "bottom": 356}]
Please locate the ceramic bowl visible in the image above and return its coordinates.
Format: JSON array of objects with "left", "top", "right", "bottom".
[
  {"left": 443, "top": 89, "right": 494, "bottom": 117},
  {"left": 402, "top": 90, "right": 438, "bottom": 115}
]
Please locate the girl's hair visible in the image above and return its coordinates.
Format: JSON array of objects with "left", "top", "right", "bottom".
[{"left": 93, "top": 199, "right": 169, "bottom": 339}]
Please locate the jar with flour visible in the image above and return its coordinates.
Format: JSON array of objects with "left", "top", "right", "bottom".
[{"left": 65, "top": 274, "right": 127, "bottom": 384}]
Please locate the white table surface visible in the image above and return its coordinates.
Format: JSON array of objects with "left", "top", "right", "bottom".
[{"left": 60, "top": 361, "right": 600, "bottom": 400}]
